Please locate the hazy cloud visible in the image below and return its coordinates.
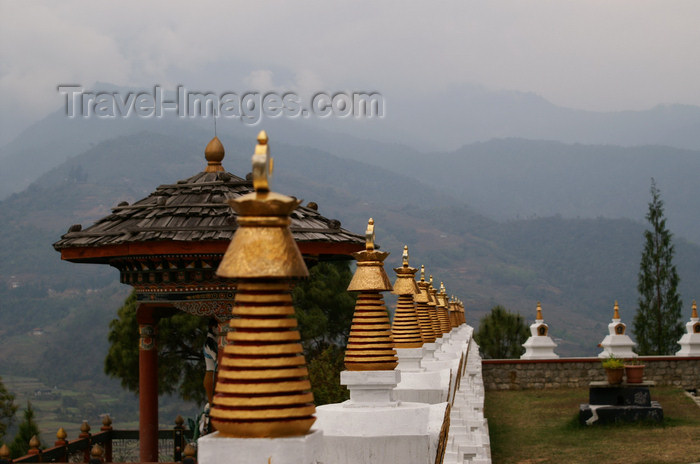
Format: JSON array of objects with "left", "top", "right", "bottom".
[{"left": 1, "top": 0, "right": 699, "bottom": 146}]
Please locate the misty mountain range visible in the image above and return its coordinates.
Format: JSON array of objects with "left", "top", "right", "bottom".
[{"left": 0, "top": 84, "right": 699, "bottom": 388}]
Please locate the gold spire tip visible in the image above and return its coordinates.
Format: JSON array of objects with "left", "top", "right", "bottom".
[
  {"left": 365, "top": 218, "right": 375, "bottom": 251},
  {"left": 420, "top": 265, "right": 425, "bottom": 281},
  {"left": 613, "top": 301, "right": 620, "bottom": 319},
  {"left": 252, "top": 131, "right": 273, "bottom": 192},
  {"left": 536, "top": 302, "right": 543, "bottom": 320},
  {"left": 402, "top": 245, "right": 409, "bottom": 267},
  {"left": 692, "top": 300, "right": 698, "bottom": 318}
]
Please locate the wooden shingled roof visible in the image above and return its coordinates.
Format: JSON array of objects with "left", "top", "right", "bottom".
[{"left": 54, "top": 140, "right": 364, "bottom": 264}]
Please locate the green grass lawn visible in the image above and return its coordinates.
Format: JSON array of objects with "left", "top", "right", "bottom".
[{"left": 485, "top": 387, "right": 700, "bottom": 464}]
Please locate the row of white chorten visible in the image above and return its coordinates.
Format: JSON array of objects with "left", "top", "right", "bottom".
[{"left": 521, "top": 300, "right": 700, "bottom": 359}]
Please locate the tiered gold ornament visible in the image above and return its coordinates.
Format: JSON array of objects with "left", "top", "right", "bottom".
[
  {"left": 211, "top": 131, "right": 315, "bottom": 438},
  {"left": 344, "top": 219, "right": 398, "bottom": 370},
  {"left": 415, "top": 266, "right": 438, "bottom": 343},
  {"left": 436, "top": 282, "right": 452, "bottom": 334},
  {"left": 448, "top": 296, "right": 459, "bottom": 329},
  {"left": 458, "top": 299, "right": 466, "bottom": 325},
  {"left": 391, "top": 246, "right": 424, "bottom": 348},
  {"left": 427, "top": 276, "right": 443, "bottom": 337}
]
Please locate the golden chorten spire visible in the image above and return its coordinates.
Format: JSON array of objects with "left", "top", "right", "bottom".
[
  {"left": 344, "top": 218, "right": 398, "bottom": 371},
  {"left": 536, "top": 302, "right": 543, "bottom": 321},
  {"left": 204, "top": 136, "right": 225, "bottom": 172},
  {"left": 613, "top": 300, "right": 620, "bottom": 320},
  {"left": 211, "top": 131, "right": 315, "bottom": 438},
  {"left": 692, "top": 300, "right": 698, "bottom": 319},
  {"left": 427, "top": 275, "right": 442, "bottom": 337},
  {"left": 414, "top": 265, "right": 437, "bottom": 343},
  {"left": 436, "top": 282, "right": 452, "bottom": 334},
  {"left": 391, "top": 245, "right": 423, "bottom": 348},
  {"left": 448, "top": 295, "right": 459, "bottom": 329}
]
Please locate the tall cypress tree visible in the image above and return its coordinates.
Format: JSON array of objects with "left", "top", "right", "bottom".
[
  {"left": 9, "top": 402, "right": 41, "bottom": 459},
  {"left": 633, "top": 179, "right": 684, "bottom": 355},
  {"left": 0, "top": 376, "right": 17, "bottom": 441}
]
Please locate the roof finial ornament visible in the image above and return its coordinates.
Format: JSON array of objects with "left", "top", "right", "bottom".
[
  {"left": 420, "top": 265, "right": 426, "bottom": 282},
  {"left": 692, "top": 300, "right": 698, "bottom": 319},
  {"left": 204, "top": 135, "right": 225, "bottom": 172},
  {"left": 365, "top": 218, "right": 375, "bottom": 251},
  {"left": 252, "top": 130, "right": 273, "bottom": 193},
  {"left": 402, "top": 245, "right": 409, "bottom": 267},
  {"left": 536, "top": 302, "right": 543, "bottom": 321},
  {"left": 613, "top": 300, "right": 620, "bottom": 320}
]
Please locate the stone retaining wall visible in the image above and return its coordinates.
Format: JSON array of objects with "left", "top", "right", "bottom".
[{"left": 481, "top": 357, "right": 700, "bottom": 391}]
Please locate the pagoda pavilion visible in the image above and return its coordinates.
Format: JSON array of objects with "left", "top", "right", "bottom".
[{"left": 53, "top": 133, "right": 364, "bottom": 462}]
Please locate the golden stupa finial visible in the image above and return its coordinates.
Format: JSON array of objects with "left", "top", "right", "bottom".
[
  {"left": 212, "top": 132, "right": 314, "bottom": 438},
  {"left": 536, "top": 302, "right": 543, "bottom": 320},
  {"left": 204, "top": 136, "right": 225, "bottom": 172},
  {"left": 347, "top": 218, "right": 391, "bottom": 292},
  {"left": 344, "top": 219, "right": 397, "bottom": 370},
  {"left": 365, "top": 218, "right": 376, "bottom": 251},
  {"left": 420, "top": 265, "right": 426, "bottom": 282},
  {"left": 613, "top": 300, "right": 620, "bottom": 320},
  {"left": 252, "top": 130, "right": 273, "bottom": 192},
  {"left": 391, "top": 245, "right": 423, "bottom": 347},
  {"left": 692, "top": 300, "right": 698, "bottom": 319},
  {"left": 393, "top": 245, "right": 418, "bottom": 296},
  {"left": 56, "top": 427, "right": 67, "bottom": 441},
  {"left": 429, "top": 274, "right": 434, "bottom": 285}
]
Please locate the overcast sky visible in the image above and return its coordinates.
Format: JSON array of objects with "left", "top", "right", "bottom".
[{"left": 1, "top": 0, "right": 699, "bottom": 146}]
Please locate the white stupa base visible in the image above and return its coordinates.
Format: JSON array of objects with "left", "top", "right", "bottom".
[
  {"left": 396, "top": 347, "right": 425, "bottom": 372},
  {"left": 198, "top": 429, "right": 323, "bottom": 464},
  {"left": 449, "top": 327, "right": 469, "bottom": 342},
  {"left": 676, "top": 332, "right": 700, "bottom": 356},
  {"left": 435, "top": 349, "right": 461, "bottom": 360},
  {"left": 598, "top": 335, "right": 637, "bottom": 358},
  {"left": 340, "top": 370, "right": 401, "bottom": 406},
  {"left": 422, "top": 355, "right": 460, "bottom": 373},
  {"left": 439, "top": 336, "right": 468, "bottom": 356},
  {"left": 315, "top": 400, "right": 448, "bottom": 464},
  {"left": 422, "top": 342, "right": 437, "bottom": 361},
  {"left": 394, "top": 368, "right": 451, "bottom": 404},
  {"left": 521, "top": 336, "right": 559, "bottom": 359}
]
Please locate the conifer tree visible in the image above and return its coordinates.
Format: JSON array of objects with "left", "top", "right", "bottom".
[
  {"left": 9, "top": 402, "right": 41, "bottom": 459},
  {"left": 0, "top": 377, "right": 17, "bottom": 441},
  {"left": 633, "top": 179, "right": 684, "bottom": 355},
  {"left": 474, "top": 305, "right": 529, "bottom": 359}
]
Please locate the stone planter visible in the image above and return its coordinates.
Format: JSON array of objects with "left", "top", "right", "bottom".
[
  {"left": 624, "top": 365, "right": 645, "bottom": 383},
  {"left": 605, "top": 367, "right": 624, "bottom": 385}
]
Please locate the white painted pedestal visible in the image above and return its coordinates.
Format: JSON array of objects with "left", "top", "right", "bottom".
[
  {"left": 315, "top": 401, "right": 448, "bottom": 464},
  {"left": 676, "top": 316, "right": 700, "bottom": 356},
  {"left": 396, "top": 347, "right": 425, "bottom": 372},
  {"left": 394, "top": 368, "right": 451, "bottom": 404},
  {"left": 521, "top": 336, "right": 559, "bottom": 359},
  {"left": 198, "top": 429, "right": 323, "bottom": 464}
]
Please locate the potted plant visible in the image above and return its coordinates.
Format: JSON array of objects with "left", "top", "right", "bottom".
[
  {"left": 601, "top": 355, "right": 624, "bottom": 384},
  {"left": 624, "top": 358, "right": 645, "bottom": 383}
]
